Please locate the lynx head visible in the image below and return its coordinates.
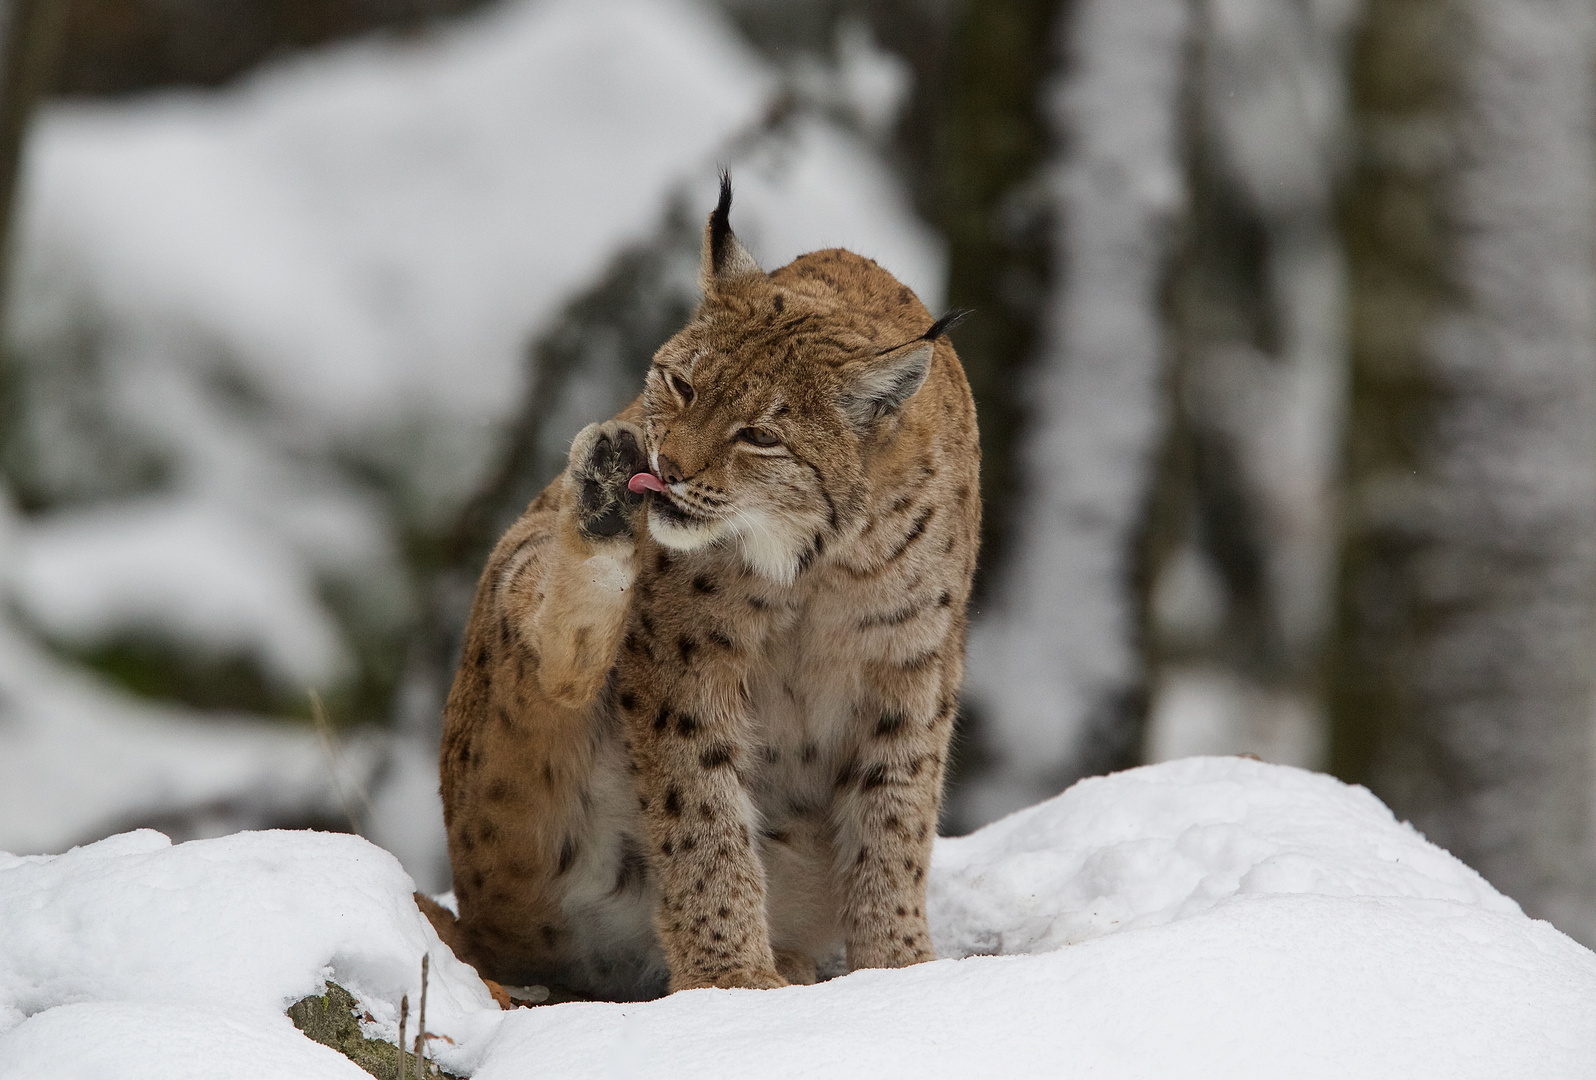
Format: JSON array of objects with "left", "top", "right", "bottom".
[{"left": 637, "top": 173, "right": 965, "bottom": 585}]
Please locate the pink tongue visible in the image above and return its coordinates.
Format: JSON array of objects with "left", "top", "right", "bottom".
[{"left": 628, "top": 471, "right": 670, "bottom": 495}]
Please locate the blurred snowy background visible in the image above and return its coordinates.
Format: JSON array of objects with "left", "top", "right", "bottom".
[{"left": 1, "top": 0, "right": 1593, "bottom": 948}]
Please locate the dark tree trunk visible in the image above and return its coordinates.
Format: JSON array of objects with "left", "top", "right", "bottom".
[
  {"left": 0, "top": 0, "right": 69, "bottom": 299},
  {"left": 957, "top": 0, "right": 1188, "bottom": 827},
  {"left": 1139, "top": 0, "right": 1354, "bottom": 768},
  {"left": 914, "top": 0, "right": 1061, "bottom": 593},
  {"left": 864, "top": 0, "right": 1066, "bottom": 822}
]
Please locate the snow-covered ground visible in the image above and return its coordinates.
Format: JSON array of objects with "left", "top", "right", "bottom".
[{"left": 3, "top": 758, "right": 1590, "bottom": 1078}]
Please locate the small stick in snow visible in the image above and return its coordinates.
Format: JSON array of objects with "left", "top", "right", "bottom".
[
  {"left": 417, "top": 954, "right": 430, "bottom": 1072},
  {"left": 398, "top": 993, "right": 409, "bottom": 1080}
]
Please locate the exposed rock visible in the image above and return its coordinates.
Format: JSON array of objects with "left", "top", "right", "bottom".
[{"left": 288, "top": 982, "right": 462, "bottom": 1080}]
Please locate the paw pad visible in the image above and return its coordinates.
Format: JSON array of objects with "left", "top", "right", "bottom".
[{"left": 573, "top": 423, "right": 646, "bottom": 540}]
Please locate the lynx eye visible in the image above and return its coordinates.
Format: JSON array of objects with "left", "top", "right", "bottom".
[
  {"left": 668, "top": 373, "right": 695, "bottom": 405},
  {"left": 737, "top": 427, "right": 781, "bottom": 448}
]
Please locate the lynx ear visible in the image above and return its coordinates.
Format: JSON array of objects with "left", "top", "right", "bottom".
[
  {"left": 838, "top": 310, "right": 970, "bottom": 430},
  {"left": 839, "top": 340, "right": 934, "bottom": 429},
  {"left": 701, "top": 170, "right": 763, "bottom": 292}
]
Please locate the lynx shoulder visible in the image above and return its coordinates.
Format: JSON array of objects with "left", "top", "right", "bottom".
[{"left": 428, "top": 176, "right": 979, "bottom": 998}]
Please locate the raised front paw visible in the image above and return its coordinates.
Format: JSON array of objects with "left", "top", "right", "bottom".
[{"left": 567, "top": 420, "right": 648, "bottom": 541}]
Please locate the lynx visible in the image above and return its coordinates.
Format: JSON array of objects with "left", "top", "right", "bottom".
[{"left": 425, "top": 176, "right": 980, "bottom": 997}]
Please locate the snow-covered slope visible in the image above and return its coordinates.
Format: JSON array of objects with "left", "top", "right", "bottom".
[
  {"left": 929, "top": 754, "right": 1519, "bottom": 956},
  {"left": 2, "top": 758, "right": 1590, "bottom": 1078}
]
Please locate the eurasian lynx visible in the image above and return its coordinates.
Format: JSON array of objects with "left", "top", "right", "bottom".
[{"left": 425, "top": 176, "right": 980, "bottom": 997}]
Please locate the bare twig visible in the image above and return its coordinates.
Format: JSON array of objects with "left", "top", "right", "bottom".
[
  {"left": 398, "top": 993, "right": 409, "bottom": 1080},
  {"left": 417, "top": 954, "right": 430, "bottom": 1072}
]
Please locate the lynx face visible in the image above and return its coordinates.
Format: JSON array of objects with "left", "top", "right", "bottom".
[
  {"left": 639, "top": 343, "right": 842, "bottom": 584},
  {"left": 640, "top": 299, "right": 940, "bottom": 585}
]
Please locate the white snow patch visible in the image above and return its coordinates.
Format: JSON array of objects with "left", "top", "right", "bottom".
[
  {"left": 0, "top": 829, "right": 501, "bottom": 1076},
  {"left": 0, "top": 1001, "right": 375, "bottom": 1080},
  {"left": 2, "top": 758, "right": 1591, "bottom": 1078},
  {"left": 480, "top": 897, "right": 1592, "bottom": 1079},
  {"left": 0, "top": 619, "right": 378, "bottom": 857},
  {"left": 12, "top": 0, "right": 772, "bottom": 428},
  {"left": 10, "top": 498, "right": 350, "bottom": 687}
]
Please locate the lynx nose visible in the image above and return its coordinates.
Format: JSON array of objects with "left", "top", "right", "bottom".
[{"left": 657, "top": 455, "right": 685, "bottom": 486}]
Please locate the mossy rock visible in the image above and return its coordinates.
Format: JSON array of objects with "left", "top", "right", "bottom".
[{"left": 288, "top": 982, "right": 463, "bottom": 1079}]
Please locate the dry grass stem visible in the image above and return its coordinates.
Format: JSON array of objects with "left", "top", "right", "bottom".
[{"left": 309, "top": 688, "right": 374, "bottom": 834}]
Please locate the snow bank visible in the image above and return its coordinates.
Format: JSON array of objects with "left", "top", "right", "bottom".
[
  {"left": 0, "top": 1002, "right": 376, "bottom": 1080},
  {"left": 484, "top": 896, "right": 1591, "bottom": 1078},
  {"left": 0, "top": 829, "right": 500, "bottom": 1077},
  {"left": 2, "top": 758, "right": 1591, "bottom": 1078},
  {"left": 929, "top": 754, "right": 1519, "bottom": 957}
]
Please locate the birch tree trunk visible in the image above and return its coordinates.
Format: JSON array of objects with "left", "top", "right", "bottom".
[{"left": 1332, "top": 0, "right": 1596, "bottom": 941}]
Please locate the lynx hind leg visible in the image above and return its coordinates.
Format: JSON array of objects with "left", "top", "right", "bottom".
[{"left": 567, "top": 420, "right": 647, "bottom": 541}]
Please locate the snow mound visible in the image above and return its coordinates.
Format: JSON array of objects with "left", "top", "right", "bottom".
[
  {"left": 0, "top": 1002, "right": 375, "bottom": 1080},
  {"left": 484, "top": 896, "right": 1591, "bottom": 1079},
  {"left": 0, "top": 829, "right": 501, "bottom": 1077},
  {"left": 2, "top": 759, "right": 1592, "bottom": 1079},
  {"left": 929, "top": 754, "right": 1519, "bottom": 958}
]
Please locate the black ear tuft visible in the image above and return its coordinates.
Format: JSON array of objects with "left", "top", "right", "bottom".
[
  {"left": 922, "top": 308, "right": 974, "bottom": 341},
  {"left": 710, "top": 169, "right": 734, "bottom": 273},
  {"left": 701, "top": 170, "right": 762, "bottom": 287}
]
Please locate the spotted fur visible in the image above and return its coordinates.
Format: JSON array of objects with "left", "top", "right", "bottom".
[{"left": 430, "top": 177, "right": 980, "bottom": 996}]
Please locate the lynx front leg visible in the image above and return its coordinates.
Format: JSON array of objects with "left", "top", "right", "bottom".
[
  {"left": 833, "top": 653, "right": 960, "bottom": 970},
  {"left": 616, "top": 563, "right": 784, "bottom": 992},
  {"left": 531, "top": 421, "right": 648, "bottom": 709}
]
